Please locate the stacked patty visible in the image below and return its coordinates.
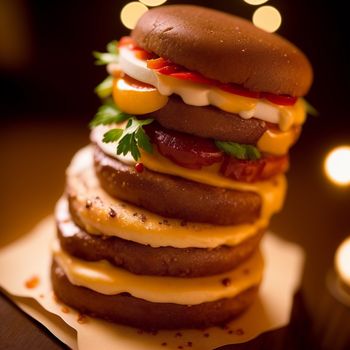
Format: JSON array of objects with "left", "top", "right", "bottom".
[{"left": 51, "top": 5, "right": 312, "bottom": 329}]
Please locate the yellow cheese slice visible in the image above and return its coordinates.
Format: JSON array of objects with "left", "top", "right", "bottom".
[
  {"left": 257, "top": 128, "right": 298, "bottom": 155},
  {"left": 65, "top": 147, "right": 285, "bottom": 249},
  {"left": 112, "top": 76, "right": 168, "bottom": 115},
  {"left": 53, "top": 240, "right": 263, "bottom": 305},
  {"left": 139, "top": 148, "right": 287, "bottom": 219}
]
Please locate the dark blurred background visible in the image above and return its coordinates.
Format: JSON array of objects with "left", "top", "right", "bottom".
[{"left": 0, "top": 0, "right": 350, "bottom": 348}]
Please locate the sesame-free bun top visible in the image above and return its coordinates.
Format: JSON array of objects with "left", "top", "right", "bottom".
[{"left": 131, "top": 5, "right": 313, "bottom": 97}]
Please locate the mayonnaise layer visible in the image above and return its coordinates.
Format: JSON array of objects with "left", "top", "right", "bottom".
[
  {"left": 118, "top": 46, "right": 306, "bottom": 131},
  {"left": 53, "top": 240, "right": 263, "bottom": 305},
  {"left": 66, "top": 146, "right": 272, "bottom": 248},
  {"left": 91, "top": 126, "right": 287, "bottom": 219}
]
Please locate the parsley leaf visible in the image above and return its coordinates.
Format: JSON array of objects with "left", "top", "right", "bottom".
[
  {"left": 103, "top": 117, "right": 154, "bottom": 161},
  {"left": 215, "top": 141, "right": 261, "bottom": 160},
  {"left": 103, "top": 129, "right": 123, "bottom": 143},
  {"left": 302, "top": 98, "right": 319, "bottom": 117},
  {"left": 135, "top": 127, "right": 153, "bottom": 154},
  {"left": 89, "top": 101, "right": 129, "bottom": 128},
  {"left": 93, "top": 40, "right": 119, "bottom": 65},
  {"left": 95, "top": 75, "right": 114, "bottom": 98},
  {"left": 107, "top": 41, "right": 119, "bottom": 55},
  {"left": 245, "top": 145, "right": 261, "bottom": 160}
]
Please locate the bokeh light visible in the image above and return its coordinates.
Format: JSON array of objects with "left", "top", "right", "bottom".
[
  {"left": 139, "top": 0, "right": 167, "bottom": 6},
  {"left": 336, "top": 237, "right": 350, "bottom": 288},
  {"left": 252, "top": 6, "right": 282, "bottom": 33},
  {"left": 244, "top": 0, "right": 269, "bottom": 5},
  {"left": 324, "top": 146, "right": 350, "bottom": 186},
  {"left": 120, "top": 2, "right": 148, "bottom": 30}
]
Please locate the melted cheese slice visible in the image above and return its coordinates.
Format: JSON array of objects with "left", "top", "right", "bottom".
[
  {"left": 112, "top": 76, "right": 168, "bottom": 114},
  {"left": 118, "top": 46, "right": 307, "bottom": 131},
  {"left": 66, "top": 147, "right": 277, "bottom": 248},
  {"left": 60, "top": 195, "right": 266, "bottom": 249},
  {"left": 53, "top": 241, "right": 263, "bottom": 305},
  {"left": 139, "top": 150, "right": 286, "bottom": 219},
  {"left": 91, "top": 126, "right": 287, "bottom": 219},
  {"left": 257, "top": 128, "right": 299, "bottom": 155}
]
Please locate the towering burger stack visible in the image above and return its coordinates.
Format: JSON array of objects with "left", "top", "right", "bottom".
[{"left": 51, "top": 5, "right": 313, "bottom": 329}]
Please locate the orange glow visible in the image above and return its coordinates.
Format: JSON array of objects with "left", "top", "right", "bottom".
[
  {"left": 324, "top": 146, "right": 350, "bottom": 186},
  {"left": 244, "top": 0, "right": 269, "bottom": 5},
  {"left": 120, "top": 2, "right": 148, "bottom": 30},
  {"left": 335, "top": 237, "right": 350, "bottom": 288},
  {"left": 252, "top": 6, "right": 282, "bottom": 33},
  {"left": 139, "top": 0, "right": 167, "bottom": 6}
]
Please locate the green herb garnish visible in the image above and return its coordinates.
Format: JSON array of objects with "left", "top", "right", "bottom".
[
  {"left": 95, "top": 75, "right": 114, "bottom": 98},
  {"left": 93, "top": 40, "right": 119, "bottom": 65},
  {"left": 103, "top": 118, "right": 154, "bottom": 161},
  {"left": 90, "top": 100, "right": 153, "bottom": 161},
  {"left": 215, "top": 141, "right": 261, "bottom": 160},
  {"left": 89, "top": 100, "right": 129, "bottom": 127},
  {"left": 91, "top": 40, "right": 154, "bottom": 161},
  {"left": 302, "top": 98, "right": 319, "bottom": 117}
]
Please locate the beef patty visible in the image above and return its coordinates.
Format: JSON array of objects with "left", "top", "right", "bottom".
[
  {"left": 94, "top": 145, "right": 262, "bottom": 225},
  {"left": 145, "top": 95, "right": 268, "bottom": 144},
  {"left": 52, "top": 261, "right": 259, "bottom": 330},
  {"left": 57, "top": 204, "right": 264, "bottom": 277}
]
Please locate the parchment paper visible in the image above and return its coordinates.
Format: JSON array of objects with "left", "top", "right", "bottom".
[{"left": 0, "top": 217, "right": 304, "bottom": 349}]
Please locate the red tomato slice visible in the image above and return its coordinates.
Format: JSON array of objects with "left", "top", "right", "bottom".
[
  {"left": 134, "top": 49, "right": 157, "bottom": 60},
  {"left": 119, "top": 36, "right": 138, "bottom": 49},
  {"left": 262, "top": 93, "right": 298, "bottom": 106},
  {"left": 120, "top": 36, "right": 298, "bottom": 106},
  {"left": 220, "top": 155, "right": 289, "bottom": 183},
  {"left": 147, "top": 57, "right": 170, "bottom": 69},
  {"left": 145, "top": 124, "right": 223, "bottom": 170},
  {"left": 157, "top": 65, "right": 184, "bottom": 75},
  {"left": 169, "top": 72, "right": 215, "bottom": 85},
  {"left": 119, "top": 37, "right": 156, "bottom": 59}
]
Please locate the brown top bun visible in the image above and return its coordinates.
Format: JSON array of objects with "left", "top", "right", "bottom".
[{"left": 132, "top": 5, "right": 313, "bottom": 97}]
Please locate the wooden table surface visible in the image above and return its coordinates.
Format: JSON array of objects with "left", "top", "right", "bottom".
[{"left": 1, "top": 117, "right": 350, "bottom": 350}]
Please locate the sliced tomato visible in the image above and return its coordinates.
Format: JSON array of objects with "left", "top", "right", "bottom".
[
  {"left": 120, "top": 36, "right": 298, "bottom": 106},
  {"left": 147, "top": 57, "right": 170, "bottom": 69},
  {"left": 119, "top": 36, "right": 138, "bottom": 49},
  {"left": 145, "top": 124, "right": 223, "bottom": 170},
  {"left": 169, "top": 72, "right": 215, "bottom": 85},
  {"left": 119, "top": 37, "right": 156, "bottom": 59},
  {"left": 134, "top": 49, "right": 157, "bottom": 60},
  {"left": 157, "top": 65, "right": 184, "bottom": 75},
  {"left": 262, "top": 93, "right": 298, "bottom": 106},
  {"left": 220, "top": 155, "right": 289, "bottom": 183}
]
